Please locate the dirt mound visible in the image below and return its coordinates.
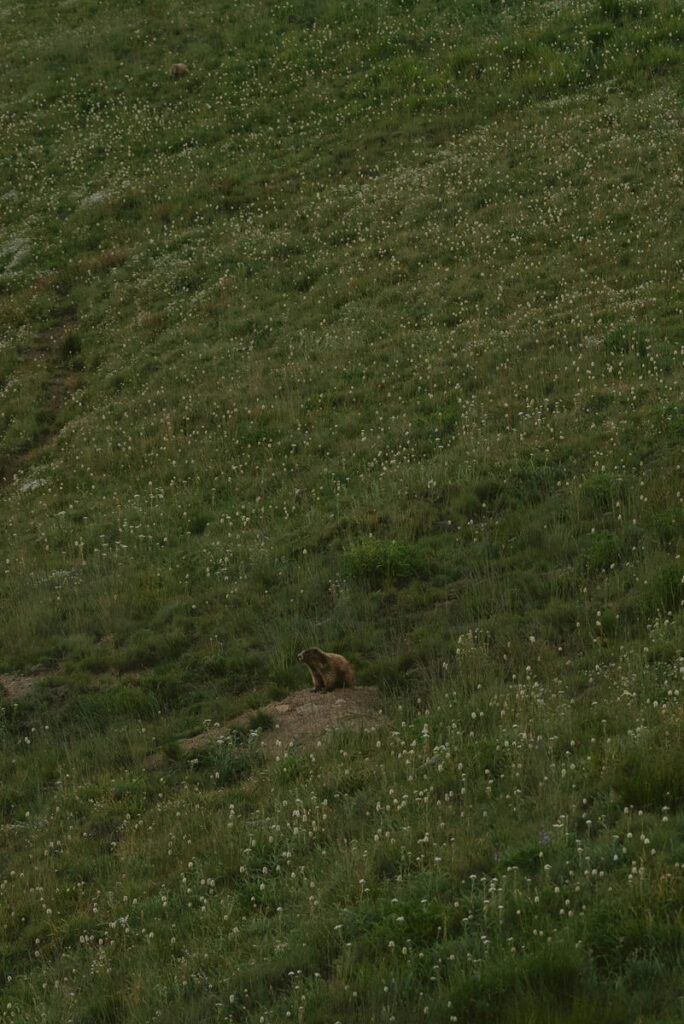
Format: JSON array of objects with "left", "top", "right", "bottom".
[
  {"left": 151, "top": 686, "right": 382, "bottom": 767},
  {"left": 233, "top": 685, "right": 382, "bottom": 753}
]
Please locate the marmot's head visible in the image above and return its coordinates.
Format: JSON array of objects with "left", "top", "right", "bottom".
[{"left": 298, "top": 647, "right": 322, "bottom": 664}]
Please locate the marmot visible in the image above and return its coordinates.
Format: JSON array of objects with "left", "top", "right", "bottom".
[
  {"left": 298, "top": 648, "right": 355, "bottom": 692},
  {"left": 169, "top": 63, "right": 189, "bottom": 78}
]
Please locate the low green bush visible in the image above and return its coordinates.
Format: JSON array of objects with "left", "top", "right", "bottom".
[{"left": 342, "top": 539, "right": 428, "bottom": 585}]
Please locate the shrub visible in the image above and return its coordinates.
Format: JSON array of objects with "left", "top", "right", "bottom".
[
  {"left": 650, "top": 563, "right": 684, "bottom": 614},
  {"left": 581, "top": 530, "right": 625, "bottom": 572},
  {"left": 614, "top": 740, "right": 684, "bottom": 811},
  {"left": 106, "top": 684, "right": 159, "bottom": 718},
  {"left": 248, "top": 709, "right": 274, "bottom": 732},
  {"left": 190, "top": 734, "right": 263, "bottom": 787},
  {"left": 342, "top": 539, "right": 428, "bottom": 585},
  {"left": 580, "top": 474, "right": 619, "bottom": 512}
]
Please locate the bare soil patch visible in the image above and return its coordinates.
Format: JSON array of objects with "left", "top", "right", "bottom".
[
  {"left": 150, "top": 686, "right": 383, "bottom": 767},
  {"left": 0, "top": 670, "right": 46, "bottom": 699}
]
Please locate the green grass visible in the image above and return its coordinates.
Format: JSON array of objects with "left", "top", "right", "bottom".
[{"left": 1, "top": 0, "right": 683, "bottom": 1020}]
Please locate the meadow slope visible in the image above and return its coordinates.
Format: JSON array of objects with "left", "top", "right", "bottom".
[{"left": 1, "top": 0, "right": 683, "bottom": 1021}]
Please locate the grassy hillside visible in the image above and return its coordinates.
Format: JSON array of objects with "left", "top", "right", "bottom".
[{"left": 1, "top": 0, "right": 682, "bottom": 1020}]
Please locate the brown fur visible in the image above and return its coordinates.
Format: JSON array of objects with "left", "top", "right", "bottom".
[
  {"left": 297, "top": 647, "right": 355, "bottom": 692},
  {"left": 169, "top": 63, "right": 189, "bottom": 78}
]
